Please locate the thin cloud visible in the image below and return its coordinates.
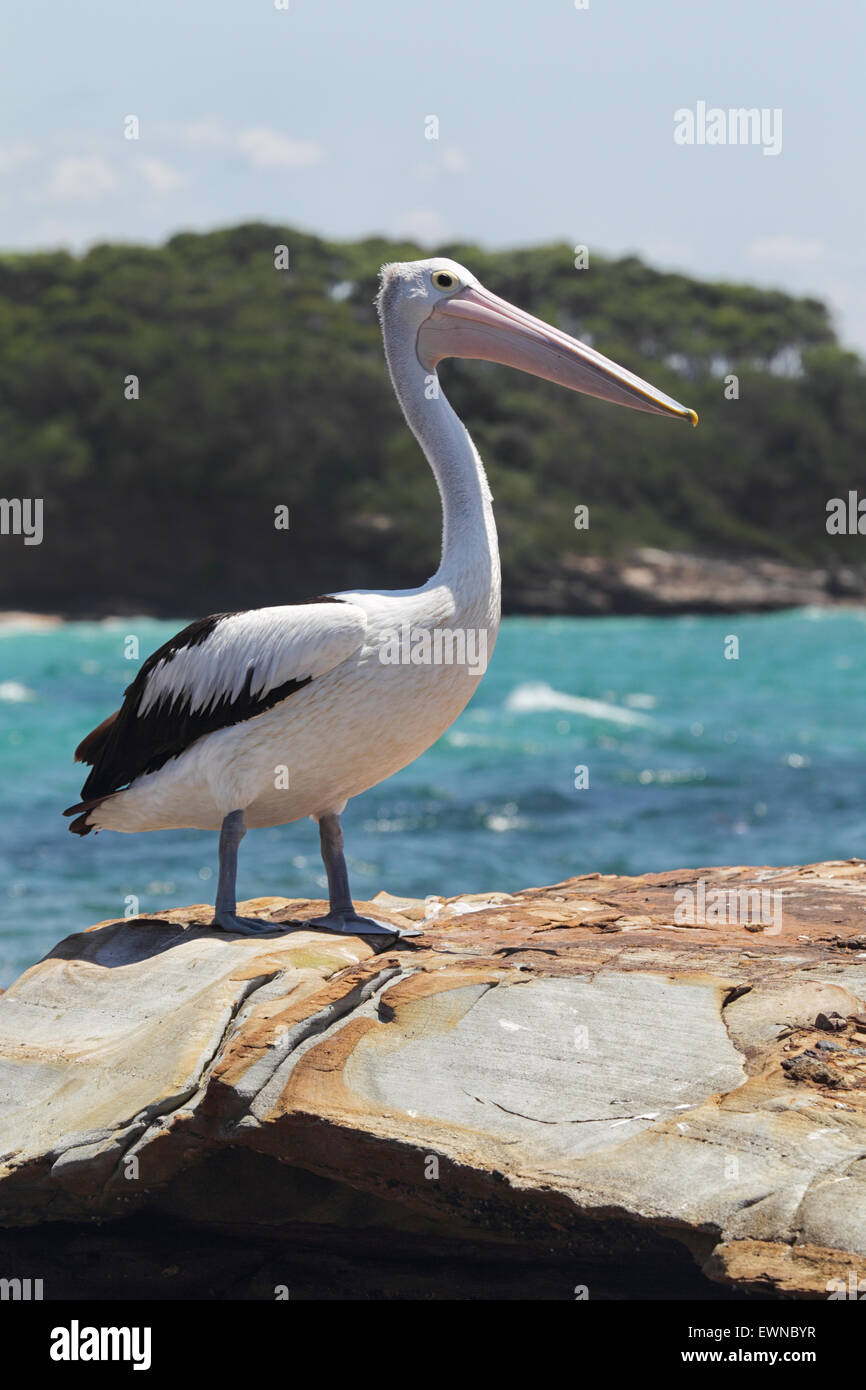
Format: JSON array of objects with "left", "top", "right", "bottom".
[
  {"left": 395, "top": 208, "right": 449, "bottom": 245},
  {"left": 45, "top": 156, "right": 117, "bottom": 202},
  {"left": 180, "top": 119, "right": 228, "bottom": 149},
  {"left": 139, "top": 158, "right": 185, "bottom": 193},
  {"left": 413, "top": 146, "right": 471, "bottom": 182},
  {"left": 175, "top": 120, "right": 325, "bottom": 168},
  {"left": 0, "top": 144, "right": 37, "bottom": 176},
  {"left": 235, "top": 129, "right": 324, "bottom": 168},
  {"left": 440, "top": 146, "right": 471, "bottom": 175},
  {"left": 746, "top": 235, "right": 827, "bottom": 266}
]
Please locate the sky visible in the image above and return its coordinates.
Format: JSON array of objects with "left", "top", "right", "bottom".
[{"left": 3, "top": 0, "right": 864, "bottom": 348}]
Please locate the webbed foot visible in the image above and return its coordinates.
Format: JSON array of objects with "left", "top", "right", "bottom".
[
  {"left": 306, "top": 910, "right": 421, "bottom": 938},
  {"left": 210, "top": 911, "right": 282, "bottom": 936}
]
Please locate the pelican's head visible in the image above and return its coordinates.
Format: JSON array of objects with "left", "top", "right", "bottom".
[{"left": 377, "top": 257, "right": 698, "bottom": 425}]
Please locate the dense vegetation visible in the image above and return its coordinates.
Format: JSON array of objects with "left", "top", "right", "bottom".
[{"left": 0, "top": 223, "right": 863, "bottom": 615}]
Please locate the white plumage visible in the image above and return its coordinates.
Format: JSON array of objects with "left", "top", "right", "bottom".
[{"left": 135, "top": 603, "right": 368, "bottom": 717}]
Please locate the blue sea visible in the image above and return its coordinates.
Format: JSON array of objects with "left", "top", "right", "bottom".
[{"left": 1, "top": 609, "right": 864, "bottom": 986}]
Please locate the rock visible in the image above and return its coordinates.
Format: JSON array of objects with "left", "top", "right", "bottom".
[
  {"left": 1, "top": 860, "right": 865, "bottom": 1299},
  {"left": 781, "top": 1054, "right": 851, "bottom": 1088},
  {"left": 815, "top": 1011, "right": 848, "bottom": 1032},
  {"left": 508, "top": 548, "right": 866, "bottom": 616},
  {"left": 0, "top": 611, "right": 64, "bottom": 631}
]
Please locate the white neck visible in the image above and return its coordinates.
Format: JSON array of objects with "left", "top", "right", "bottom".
[{"left": 382, "top": 322, "right": 500, "bottom": 613}]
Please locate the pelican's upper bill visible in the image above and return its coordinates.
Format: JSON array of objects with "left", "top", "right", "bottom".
[{"left": 378, "top": 257, "right": 698, "bottom": 426}]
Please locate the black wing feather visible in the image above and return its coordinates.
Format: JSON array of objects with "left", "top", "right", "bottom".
[{"left": 64, "top": 602, "right": 345, "bottom": 825}]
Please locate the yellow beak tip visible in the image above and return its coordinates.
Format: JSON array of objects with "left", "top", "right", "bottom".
[{"left": 687, "top": 408, "right": 699, "bottom": 427}]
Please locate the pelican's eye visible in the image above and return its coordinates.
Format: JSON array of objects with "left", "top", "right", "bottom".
[{"left": 431, "top": 269, "right": 459, "bottom": 291}]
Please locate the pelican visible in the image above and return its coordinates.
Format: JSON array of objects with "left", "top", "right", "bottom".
[{"left": 65, "top": 258, "right": 697, "bottom": 937}]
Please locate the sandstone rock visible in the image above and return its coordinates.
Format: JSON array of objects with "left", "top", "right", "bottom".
[
  {"left": 1, "top": 861, "right": 865, "bottom": 1298},
  {"left": 510, "top": 548, "right": 866, "bottom": 616}
]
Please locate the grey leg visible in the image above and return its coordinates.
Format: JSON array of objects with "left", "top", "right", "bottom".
[
  {"left": 210, "top": 809, "right": 279, "bottom": 935},
  {"left": 307, "top": 812, "right": 420, "bottom": 937}
]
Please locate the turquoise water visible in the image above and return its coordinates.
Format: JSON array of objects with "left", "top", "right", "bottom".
[{"left": 1, "top": 609, "right": 864, "bottom": 985}]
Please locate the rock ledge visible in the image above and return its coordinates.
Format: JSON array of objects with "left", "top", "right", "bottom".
[{"left": 2, "top": 860, "right": 865, "bottom": 1299}]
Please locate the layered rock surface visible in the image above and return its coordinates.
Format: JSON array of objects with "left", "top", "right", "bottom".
[
  {"left": 1, "top": 860, "right": 865, "bottom": 1298},
  {"left": 515, "top": 548, "right": 866, "bottom": 615}
]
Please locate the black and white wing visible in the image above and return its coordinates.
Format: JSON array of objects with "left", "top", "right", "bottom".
[{"left": 64, "top": 597, "right": 366, "bottom": 830}]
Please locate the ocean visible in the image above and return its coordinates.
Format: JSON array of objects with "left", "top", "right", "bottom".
[{"left": 1, "top": 608, "right": 864, "bottom": 986}]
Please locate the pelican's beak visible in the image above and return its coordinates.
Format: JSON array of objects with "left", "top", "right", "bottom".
[{"left": 417, "top": 284, "right": 698, "bottom": 425}]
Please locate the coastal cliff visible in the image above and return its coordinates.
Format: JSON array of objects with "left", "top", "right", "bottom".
[
  {"left": 511, "top": 549, "right": 866, "bottom": 616},
  {"left": 1, "top": 860, "right": 865, "bottom": 1299}
]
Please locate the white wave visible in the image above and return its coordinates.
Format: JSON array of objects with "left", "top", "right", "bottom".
[
  {"left": 0, "top": 680, "right": 36, "bottom": 702},
  {"left": 0, "top": 613, "right": 62, "bottom": 635},
  {"left": 505, "top": 680, "right": 654, "bottom": 727},
  {"left": 624, "top": 692, "right": 657, "bottom": 710}
]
